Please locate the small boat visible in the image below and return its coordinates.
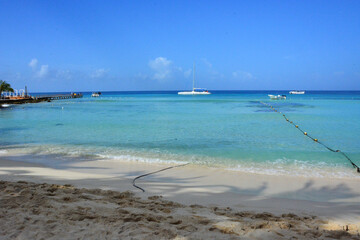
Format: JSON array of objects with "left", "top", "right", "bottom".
[
  {"left": 178, "top": 88, "right": 211, "bottom": 95},
  {"left": 0, "top": 104, "right": 11, "bottom": 108},
  {"left": 268, "top": 94, "right": 286, "bottom": 100},
  {"left": 91, "top": 92, "right": 101, "bottom": 97},
  {"left": 178, "top": 63, "right": 211, "bottom": 95},
  {"left": 289, "top": 90, "right": 305, "bottom": 94}
]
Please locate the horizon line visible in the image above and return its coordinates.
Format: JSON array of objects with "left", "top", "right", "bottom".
[{"left": 29, "top": 89, "right": 360, "bottom": 94}]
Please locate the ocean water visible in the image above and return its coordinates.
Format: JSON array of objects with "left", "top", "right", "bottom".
[{"left": 1, "top": 91, "right": 360, "bottom": 179}]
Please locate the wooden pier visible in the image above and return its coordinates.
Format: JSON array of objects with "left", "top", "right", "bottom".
[{"left": 0, "top": 93, "right": 83, "bottom": 105}]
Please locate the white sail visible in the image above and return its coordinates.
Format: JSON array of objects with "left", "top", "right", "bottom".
[{"left": 178, "top": 63, "right": 211, "bottom": 95}]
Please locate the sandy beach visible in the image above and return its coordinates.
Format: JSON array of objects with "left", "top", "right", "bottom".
[
  {"left": 1, "top": 154, "right": 360, "bottom": 239},
  {"left": 2, "top": 0, "right": 360, "bottom": 238}
]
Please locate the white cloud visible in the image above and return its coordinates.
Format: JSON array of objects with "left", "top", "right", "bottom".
[
  {"left": 232, "top": 71, "right": 256, "bottom": 81},
  {"left": 27, "top": 58, "right": 112, "bottom": 82},
  {"left": 28, "top": 58, "right": 49, "bottom": 78},
  {"left": 149, "top": 57, "right": 172, "bottom": 80},
  {"left": 91, "top": 68, "right": 108, "bottom": 78},
  {"left": 29, "top": 58, "right": 38, "bottom": 69},
  {"left": 37, "top": 65, "right": 49, "bottom": 78}
]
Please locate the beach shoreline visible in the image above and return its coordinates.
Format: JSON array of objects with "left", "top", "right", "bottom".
[{"left": 1, "top": 155, "right": 360, "bottom": 239}]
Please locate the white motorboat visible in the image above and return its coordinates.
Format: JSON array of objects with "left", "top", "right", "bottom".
[
  {"left": 178, "top": 63, "right": 211, "bottom": 95},
  {"left": 289, "top": 90, "right": 305, "bottom": 94},
  {"left": 268, "top": 94, "right": 287, "bottom": 100},
  {"left": 91, "top": 92, "right": 101, "bottom": 97},
  {"left": 0, "top": 104, "right": 11, "bottom": 108}
]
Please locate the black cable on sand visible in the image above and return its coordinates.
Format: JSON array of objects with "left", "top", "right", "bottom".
[{"left": 132, "top": 163, "right": 190, "bottom": 192}]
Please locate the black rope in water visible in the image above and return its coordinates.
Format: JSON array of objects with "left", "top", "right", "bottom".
[
  {"left": 260, "top": 101, "right": 360, "bottom": 173},
  {"left": 132, "top": 163, "right": 190, "bottom": 192}
]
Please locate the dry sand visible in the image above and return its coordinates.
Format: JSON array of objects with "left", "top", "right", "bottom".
[
  {"left": 1, "top": 181, "right": 359, "bottom": 240},
  {"left": 1, "top": 156, "right": 360, "bottom": 239}
]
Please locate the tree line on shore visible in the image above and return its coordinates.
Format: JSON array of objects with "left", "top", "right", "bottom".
[{"left": 0, "top": 80, "right": 14, "bottom": 98}]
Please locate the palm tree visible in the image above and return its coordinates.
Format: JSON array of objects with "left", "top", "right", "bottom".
[
  {"left": 0, "top": 80, "right": 14, "bottom": 92},
  {"left": 0, "top": 80, "right": 14, "bottom": 98}
]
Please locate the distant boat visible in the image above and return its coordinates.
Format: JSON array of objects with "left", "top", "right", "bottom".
[
  {"left": 91, "top": 92, "right": 101, "bottom": 97},
  {"left": 289, "top": 90, "right": 305, "bottom": 94},
  {"left": 0, "top": 104, "right": 11, "bottom": 108},
  {"left": 178, "top": 88, "right": 211, "bottom": 95},
  {"left": 178, "top": 63, "right": 211, "bottom": 95},
  {"left": 268, "top": 94, "right": 286, "bottom": 100}
]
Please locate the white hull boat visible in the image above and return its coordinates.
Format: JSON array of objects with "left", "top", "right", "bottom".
[
  {"left": 178, "top": 63, "right": 211, "bottom": 95},
  {"left": 289, "top": 91, "right": 305, "bottom": 94},
  {"left": 91, "top": 92, "right": 101, "bottom": 97},
  {"left": 178, "top": 89, "right": 211, "bottom": 95},
  {"left": 268, "top": 94, "right": 286, "bottom": 100}
]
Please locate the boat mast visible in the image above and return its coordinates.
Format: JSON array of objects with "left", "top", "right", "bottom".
[{"left": 193, "top": 62, "right": 195, "bottom": 91}]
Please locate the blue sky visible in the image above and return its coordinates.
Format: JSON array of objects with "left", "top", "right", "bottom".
[{"left": 0, "top": 0, "right": 359, "bottom": 92}]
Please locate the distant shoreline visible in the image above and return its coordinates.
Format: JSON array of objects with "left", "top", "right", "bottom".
[{"left": 29, "top": 90, "right": 360, "bottom": 95}]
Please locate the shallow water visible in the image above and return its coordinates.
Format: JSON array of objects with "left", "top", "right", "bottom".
[{"left": 1, "top": 91, "right": 359, "bottom": 178}]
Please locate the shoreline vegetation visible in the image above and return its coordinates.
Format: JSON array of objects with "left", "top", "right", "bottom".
[
  {"left": 0, "top": 93, "right": 83, "bottom": 105},
  {"left": 1, "top": 81, "right": 84, "bottom": 105}
]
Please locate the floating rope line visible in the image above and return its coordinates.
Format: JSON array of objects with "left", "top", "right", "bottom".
[
  {"left": 260, "top": 101, "right": 360, "bottom": 173},
  {"left": 132, "top": 163, "right": 190, "bottom": 192}
]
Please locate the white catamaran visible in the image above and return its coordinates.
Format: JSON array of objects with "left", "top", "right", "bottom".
[
  {"left": 178, "top": 63, "right": 211, "bottom": 95},
  {"left": 289, "top": 90, "right": 305, "bottom": 94}
]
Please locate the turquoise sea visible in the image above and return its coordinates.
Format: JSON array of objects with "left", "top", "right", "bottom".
[{"left": 1, "top": 91, "right": 360, "bottom": 178}]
